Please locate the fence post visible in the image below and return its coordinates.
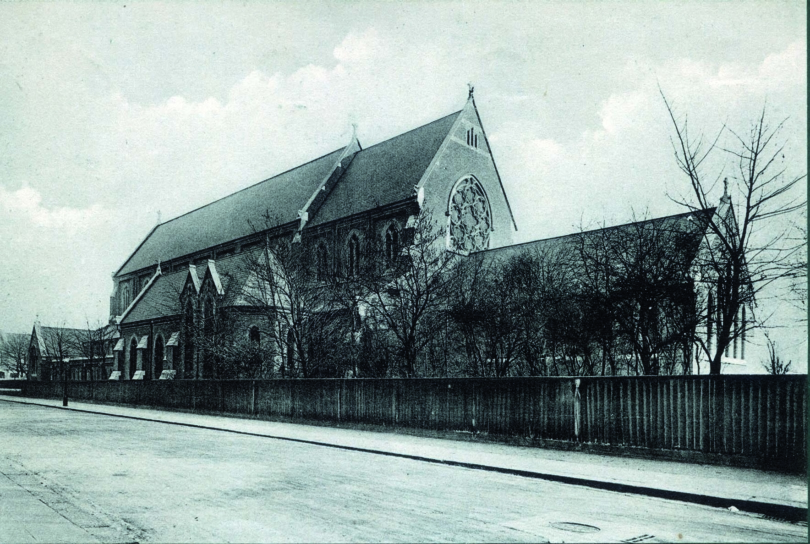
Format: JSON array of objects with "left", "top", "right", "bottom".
[
  {"left": 251, "top": 380, "right": 256, "bottom": 415},
  {"left": 573, "top": 379, "right": 581, "bottom": 440}
]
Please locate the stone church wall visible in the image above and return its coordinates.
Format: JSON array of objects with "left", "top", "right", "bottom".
[{"left": 420, "top": 108, "right": 515, "bottom": 250}]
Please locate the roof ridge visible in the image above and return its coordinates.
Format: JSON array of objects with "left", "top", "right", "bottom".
[
  {"left": 479, "top": 208, "right": 716, "bottom": 254},
  {"left": 117, "top": 108, "right": 465, "bottom": 279},
  {"left": 358, "top": 110, "right": 462, "bottom": 152},
  {"left": 156, "top": 147, "right": 345, "bottom": 229},
  {"left": 156, "top": 113, "right": 461, "bottom": 230}
]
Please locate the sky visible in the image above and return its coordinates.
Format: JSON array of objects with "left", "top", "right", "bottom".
[{"left": 0, "top": 1, "right": 806, "bottom": 367}]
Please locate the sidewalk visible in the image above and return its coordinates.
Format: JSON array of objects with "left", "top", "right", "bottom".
[{"left": 2, "top": 395, "right": 806, "bottom": 521}]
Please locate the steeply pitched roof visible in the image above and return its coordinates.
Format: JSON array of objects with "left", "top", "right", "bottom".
[
  {"left": 309, "top": 111, "right": 461, "bottom": 227},
  {"left": 120, "top": 251, "right": 257, "bottom": 324},
  {"left": 0, "top": 331, "right": 29, "bottom": 344},
  {"left": 31, "top": 325, "right": 87, "bottom": 359},
  {"left": 120, "top": 268, "right": 188, "bottom": 324},
  {"left": 117, "top": 111, "right": 462, "bottom": 278},
  {"left": 480, "top": 209, "right": 716, "bottom": 267},
  {"left": 117, "top": 148, "right": 345, "bottom": 276}
]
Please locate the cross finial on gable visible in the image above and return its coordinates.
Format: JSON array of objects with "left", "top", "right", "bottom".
[
  {"left": 467, "top": 82, "right": 475, "bottom": 99},
  {"left": 723, "top": 177, "right": 729, "bottom": 197}
]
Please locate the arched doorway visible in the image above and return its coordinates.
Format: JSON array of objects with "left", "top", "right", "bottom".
[
  {"left": 154, "top": 335, "right": 164, "bottom": 379},
  {"left": 129, "top": 338, "right": 137, "bottom": 380}
]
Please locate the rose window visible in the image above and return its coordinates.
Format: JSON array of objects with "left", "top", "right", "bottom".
[{"left": 449, "top": 177, "right": 491, "bottom": 252}]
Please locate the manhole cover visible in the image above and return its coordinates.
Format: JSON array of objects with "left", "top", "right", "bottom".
[{"left": 549, "top": 522, "right": 601, "bottom": 533}]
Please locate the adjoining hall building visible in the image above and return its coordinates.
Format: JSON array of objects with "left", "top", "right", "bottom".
[
  {"left": 41, "top": 92, "right": 742, "bottom": 382},
  {"left": 26, "top": 323, "right": 116, "bottom": 382}
]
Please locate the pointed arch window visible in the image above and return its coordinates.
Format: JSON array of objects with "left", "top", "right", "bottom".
[
  {"left": 249, "top": 326, "right": 261, "bottom": 345},
  {"left": 347, "top": 233, "right": 361, "bottom": 277},
  {"left": 154, "top": 335, "right": 164, "bottom": 379},
  {"left": 316, "top": 243, "right": 329, "bottom": 281},
  {"left": 385, "top": 224, "right": 400, "bottom": 265},
  {"left": 183, "top": 299, "right": 195, "bottom": 379},
  {"left": 129, "top": 337, "right": 137, "bottom": 380},
  {"left": 202, "top": 297, "right": 215, "bottom": 379},
  {"left": 120, "top": 284, "right": 131, "bottom": 312}
]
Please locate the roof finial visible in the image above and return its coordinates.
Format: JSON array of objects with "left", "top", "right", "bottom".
[
  {"left": 156, "top": 210, "right": 162, "bottom": 225},
  {"left": 722, "top": 177, "right": 729, "bottom": 198},
  {"left": 467, "top": 82, "right": 475, "bottom": 99},
  {"left": 156, "top": 259, "right": 162, "bottom": 275}
]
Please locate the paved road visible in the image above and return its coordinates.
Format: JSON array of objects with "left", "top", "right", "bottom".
[{"left": 0, "top": 402, "right": 806, "bottom": 543}]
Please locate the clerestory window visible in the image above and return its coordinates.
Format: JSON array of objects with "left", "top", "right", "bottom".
[
  {"left": 120, "top": 284, "right": 131, "bottom": 311},
  {"left": 316, "top": 243, "right": 329, "bottom": 281},
  {"left": 347, "top": 234, "right": 360, "bottom": 277},
  {"left": 385, "top": 224, "right": 400, "bottom": 265}
]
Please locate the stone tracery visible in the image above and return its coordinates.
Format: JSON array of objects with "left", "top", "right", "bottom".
[{"left": 448, "top": 176, "right": 491, "bottom": 252}]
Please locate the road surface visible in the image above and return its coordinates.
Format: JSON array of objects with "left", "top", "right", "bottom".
[{"left": 0, "top": 402, "right": 806, "bottom": 542}]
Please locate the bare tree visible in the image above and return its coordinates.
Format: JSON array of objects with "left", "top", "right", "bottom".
[
  {"left": 783, "top": 211, "right": 807, "bottom": 321},
  {"left": 0, "top": 332, "right": 29, "bottom": 377},
  {"left": 357, "top": 210, "right": 462, "bottom": 377},
  {"left": 239, "top": 224, "right": 349, "bottom": 378},
  {"left": 68, "top": 321, "right": 112, "bottom": 380},
  {"left": 662, "top": 92, "right": 807, "bottom": 374},
  {"left": 450, "top": 248, "right": 571, "bottom": 377},
  {"left": 197, "top": 311, "right": 277, "bottom": 379},
  {"left": 761, "top": 335, "right": 793, "bottom": 375},
  {"left": 577, "top": 214, "right": 701, "bottom": 375}
]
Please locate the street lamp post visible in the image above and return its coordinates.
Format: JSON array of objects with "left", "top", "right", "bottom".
[{"left": 62, "top": 357, "right": 69, "bottom": 407}]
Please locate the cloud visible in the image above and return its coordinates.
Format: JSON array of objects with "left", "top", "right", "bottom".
[
  {"left": 333, "top": 28, "right": 383, "bottom": 64},
  {"left": 0, "top": 185, "right": 113, "bottom": 235},
  {"left": 0, "top": 184, "right": 122, "bottom": 330},
  {"left": 598, "top": 89, "right": 651, "bottom": 136},
  {"left": 491, "top": 40, "right": 806, "bottom": 244}
]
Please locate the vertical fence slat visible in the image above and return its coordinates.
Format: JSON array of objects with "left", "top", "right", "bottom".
[{"left": 16, "top": 375, "right": 806, "bottom": 468}]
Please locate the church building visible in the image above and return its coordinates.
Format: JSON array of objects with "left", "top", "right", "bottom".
[
  {"left": 81, "top": 90, "right": 745, "bottom": 381},
  {"left": 108, "top": 92, "right": 518, "bottom": 380}
]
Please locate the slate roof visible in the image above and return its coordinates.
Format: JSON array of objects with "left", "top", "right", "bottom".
[
  {"left": 117, "top": 110, "right": 462, "bottom": 277},
  {"left": 308, "top": 111, "right": 461, "bottom": 227},
  {"left": 120, "top": 268, "right": 187, "bottom": 324},
  {"left": 120, "top": 250, "right": 259, "bottom": 324},
  {"left": 480, "top": 209, "right": 716, "bottom": 267},
  {"left": 32, "top": 325, "right": 88, "bottom": 359},
  {"left": 0, "top": 331, "right": 29, "bottom": 345},
  {"left": 117, "top": 148, "right": 345, "bottom": 276}
]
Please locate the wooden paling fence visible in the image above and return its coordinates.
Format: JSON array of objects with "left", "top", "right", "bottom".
[{"left": 7, "top": 375, "right": 806, "bottom": 469}]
